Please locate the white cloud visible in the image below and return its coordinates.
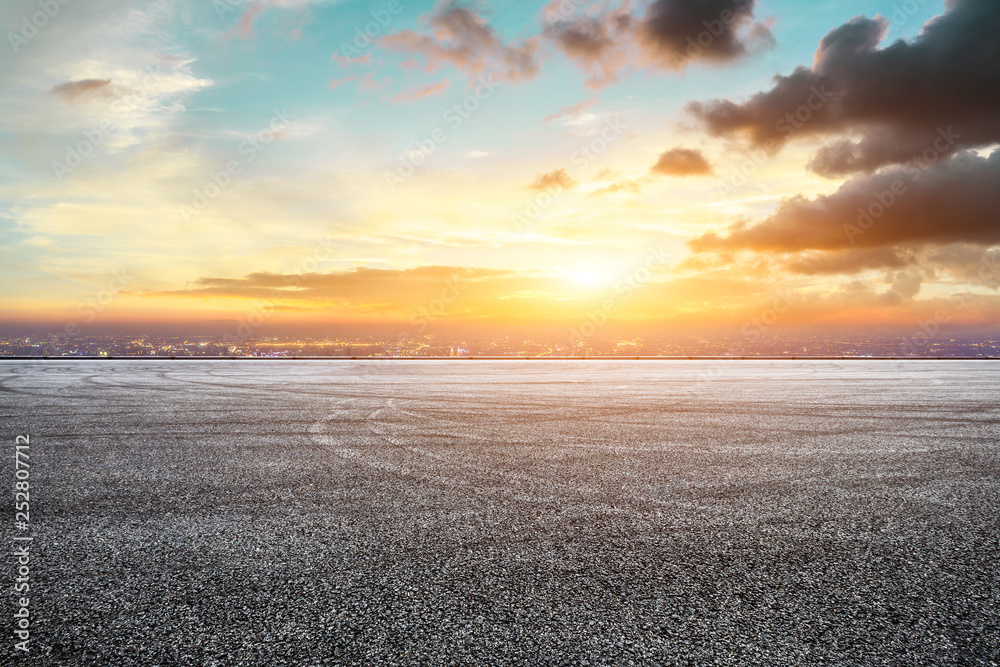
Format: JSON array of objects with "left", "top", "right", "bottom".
[{"left": 0, "top": 1, "right": 213, "bottom": 154}]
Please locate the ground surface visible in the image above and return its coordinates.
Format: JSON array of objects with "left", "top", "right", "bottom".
[{"left": 1, "top": 360, "right": 998, "bottom": 665}]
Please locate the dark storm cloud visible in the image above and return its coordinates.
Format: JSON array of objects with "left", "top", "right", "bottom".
[
  {"left": 542, "top": 0, "right": 774, "bottom": 87},
  {"left": 384, "top": 1, "right": 775, "bottom": 91},
  {"left": 639, "top": 0, "right": 773, "bottom": 66},
  {"left": 687, "top": 0, "right": 1000, "bottom": 175},
  {"left": 690, "top": 150, "right": 1000, "bottom": 252}
]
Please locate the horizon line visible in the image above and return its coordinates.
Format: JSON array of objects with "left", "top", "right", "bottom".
[{"left": 3, "top": 355, "right": 997, "bottom": 362}]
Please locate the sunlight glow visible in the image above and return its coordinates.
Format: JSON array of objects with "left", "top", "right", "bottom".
[{"left": 564, "top": 266, "right": 614, "bottom": 289}]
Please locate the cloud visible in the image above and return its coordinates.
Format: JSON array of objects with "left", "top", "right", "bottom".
[
  {"left": 147, "top": 265, "right": 617, "bottom": 324},
  {"left": 928, "top": 244, "right": 1000, "bottom": 290},
  {"left": 542, "top": 4, "right": 636, "bottom": 88},
  {"left": 51, "top": 79, "right": 117, "bottom": 103},
  {"left": 589, "top": 178, "right": 644, "bottom": 197},
  {"left": 379, "top": 2, "right": 542, "bottom": 83},
  {"left": 225, "top": 0, "right": 321, "bottom": 41},
  {"left": 390, "top": 78, "right": 451, "bottom": 103},
  {"left": 784, "top": 248, "right": 911, "bottom": 275},
  {"left": 528, "top": 168, "right": 577, "bottom": 191},
  {"left": 358, "top": 72, "right": 391, "bottom": 93},
  {"left": 542, "top": 98, "right": 598, "bottom": 123},
  {"left": 230, "top": 2, "right": 267, "bottom": 40},
  {"left": 380, "top": 1, "right": 773, "bottom": 90},
  {"left": 639, "top": 0, "right": 774, "bottom": 68},
  {"left": 543, "top": 0, "right": 774, "bottom": 87},
  {"left": 651, "top": 147, "right": 713, "bottom": 176},
  {"left": 0, "top": 6, "right": 213, "bottom": 159},
  {"left": 163, "top": 266, "right": 512, "bottom": 299},
  {"left": 883, "top": 269, "right": 923, "bottom": 303},
  {"left": 328, "top": 77, "right": 355, "bottom": 90},
  {"left": 687, "top": 0, "right": 1000, "bottom": 176},
  {"left": 332, "top": 53, "right": 372, "bottom": 67},
  {"left": 690, "top": 150, "right": 1000, "bottom": 253}
]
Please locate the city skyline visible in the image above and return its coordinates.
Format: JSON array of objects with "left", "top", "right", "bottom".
[{"left": 4, "top": 331, "right": 999, "bottom": 359}]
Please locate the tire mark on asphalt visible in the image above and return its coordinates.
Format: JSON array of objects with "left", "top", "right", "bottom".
[{"left": 309, "top": 398, "right": 693, "bottom": 517}]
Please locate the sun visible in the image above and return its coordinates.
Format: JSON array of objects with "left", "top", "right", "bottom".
[{"left": 564, "top": 266, "right": 614, "bottom": 289}]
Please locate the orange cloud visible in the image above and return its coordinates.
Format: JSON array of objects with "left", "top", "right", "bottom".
[
  {"left": 589, "top": 178, "right": 644, "bottom": 197},
  {"left": 691, "top": 151, "right": 1000, "bottom": 253},
  {"left": 528, "top": 169, "right": 577, "bottom": 191},
  {"left": 379, "top": 3, "right": 543, "bottom": 83},
  {"left": 542, "top": 98, "right": 598, "bottom": 123},
  {"left": 51, "top": 79, "right": 117, "bottom": 103},
  {"left": 651, "top": 148, "right": 713, "bottom": 176}
]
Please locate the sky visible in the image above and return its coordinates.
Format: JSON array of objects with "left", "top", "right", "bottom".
[{"left": 2, "top": 0, "right": 999, "bottom": 340}]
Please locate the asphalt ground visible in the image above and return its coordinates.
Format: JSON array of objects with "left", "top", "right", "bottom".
[{"left": 1, "top": 360, "right": 998, "bottom": 665}]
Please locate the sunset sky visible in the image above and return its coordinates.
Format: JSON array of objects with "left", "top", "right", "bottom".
[{"left": 2, "top": 0, "right": 999, "bottom": 337}]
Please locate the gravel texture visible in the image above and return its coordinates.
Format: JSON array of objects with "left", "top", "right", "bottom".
[{"left": 1, "top": 359, "right": 998, "bottom": 665}]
